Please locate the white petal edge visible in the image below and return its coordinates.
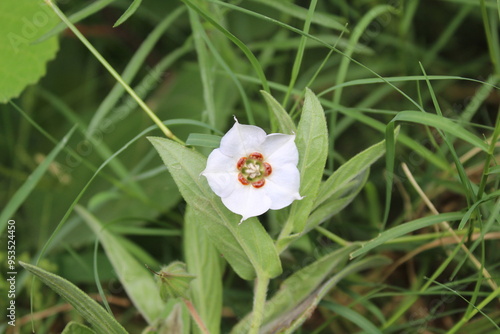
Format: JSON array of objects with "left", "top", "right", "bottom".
[
  {"left": 265, "top": 163, "right": 302, "bottom": 209},
  {"left": 261, "top": 133, "right": 299, "bottom": 167},
  {"left": 219, "top": 120, "right": 267, "bottom": 158},
  {"left": 221, "top": 183, "right": 272, "bottom": 222}
]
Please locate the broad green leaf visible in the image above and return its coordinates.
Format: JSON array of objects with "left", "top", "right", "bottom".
[
  {"left": 184, "top": 205, "right": 223, "bottom": 334},
  {"left": 350, "top": 211, "right": 464, "bottom": 259},
  {"left": 149, "top": 137, "right": 282, "bottom": 280},
  {"left": 113, "top": 0, "right": 142, "bottom": 27},
  {"left": 260, "top": 90, "right": 296, "bottom": 135},
  {"left": 280, "top": 256, "right": 391, "bottom": 333},
  {"left": 186, "top": 133, "right": 222, "bottom": 148},
  {"left": 75, "top": 205, "right": 164, "bottom": 324},
  {"left": 62, "top": 322, "right": 96, "bottom": 334},
  {"left": 0, "top": 0, "right": 59, "bottom": 103},
  {"left": 19, "top": 262, "right": 129, "bottom": 334},
  {"left": 305, "top": 169, "right": 369, "bottom": 231},
  {"left": 290, "top": 88, "right": 328, "bottom": 233},
  {"left": 314, "top": 139, "right": 386, "bottom": 209},
  {"left": 0, "top": 126, "right": 75, "bottom": 235},
  {"left": 230, "top": 244, "right": 358, "bottom": 333}
]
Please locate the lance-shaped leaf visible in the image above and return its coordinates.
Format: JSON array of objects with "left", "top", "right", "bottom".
[
  {"left": 230, "top": 244, "right": 358, "bottom": 333},
  {"left": 75, "top": 205, "right": 164, "bottom": 324},
  {"left": 62, "top": 322, "right": 96, "bottom": 334},
  {"left": 276, "top": 256, "right": 391, "bottom": 333},
  {"left": 149, "top": 137, "right": 282, "bottom": 280},
  {"left": 261, "top": 90, "right": 296, "bottom": 135},
  {"left": 289, "top": 88, "right": 328, "bottom": 233},
  {"left": 19, "top": 262, "right": 128, "bottom": 334},
  {"left": 184, "top": 205, "right": 223, "bottom": 334}
]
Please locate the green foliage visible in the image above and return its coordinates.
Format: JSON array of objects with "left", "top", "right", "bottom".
[
  {"left": 288, "top": 88, "right": 329, "bottom": 234},
  {"left": 62, "top": 322, "right": 96, "bottom": 334},
  {"left": 76, "top": 205, "right": 165, "bottom": 324},
  {"left": 20, "top": 262, "right": 129, "bottom": 334},
  {"left": 0, "top": 0, "right": 59, "bottom": 102},
  {"left": 4, "top": 0, "right": 500, "bottom": 333},
  {"left": 149, "top": 137, "right": 282, "bottom": 280}
]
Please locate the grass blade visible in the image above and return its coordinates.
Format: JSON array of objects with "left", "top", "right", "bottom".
[{"left": 20, "top": 261, "right": 129, "bottom": 334}]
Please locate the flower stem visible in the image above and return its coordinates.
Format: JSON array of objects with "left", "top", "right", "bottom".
[
  {"left": 183, "top": 298, "right": 211, "bottom": 334},
  {"left": 249, "top": 274, "right": 270, "bottom": 334},
  {"left": 44, "top": 0, "right": 183, "bottom": 144}
]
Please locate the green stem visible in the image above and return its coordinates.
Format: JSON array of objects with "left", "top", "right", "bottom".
[
  {"left": 249, "top": 274, "right": 270, "bottom": 334},
  {"left": 476, "top": 111, "right": 500, "bottom": 200},
  {"left": 447, "top": 284, "right": 500, "bottom": 334},
  {"left": 45, "top": 0, "right": 183, "bottom": 144}
]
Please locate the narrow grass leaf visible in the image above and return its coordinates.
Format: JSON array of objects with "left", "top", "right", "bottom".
[
  {"left": 113, "top": 0, "right": 142, "bottom": 27},
  {"left": 458, "top": 190, "right": 500, "bottom": 229},
  {"left": 149, "top": 137, "right": 282, "bottom": 280},
  {"left": 75, "top": 205, "right": 164, "bottom": 324},
  {"left": 320, "top": 301, "right": 383, "bottom": 334},
  {"left": 62, "top": 322, "right": 96, "bottom": 334},
  {"left": 281, "top": 256, "right": 391, "bottom": 333},
  {"left": 351, "top": 211, "right": 464, "bottom": 259},
  {"left": 290, "top": 88, "right": 328, "bottom": 233},
  {"left": 0, "top": 126, "right": 75, "bottom": 235},
  {"left": 37, "top": 0, "right": 116, "bottom": 42},
  {"left": 261, "top": 90, "right": 296, "bottom": 134},
  {"left": 247, "top": 0, "right": 347, "bottom": 32},
  {"left": 391, "top": 111, "right": 489, "bottom": 151},
  {"left": 230, "top": 244, "right": 358, "bottom": 333},
  {"left": 186, "top": 133, "right": 222, "bottom": 148},
  {"left": 181, "top": 0, "right": 270, "bottom": 92},
  {"left": 184, "top": 205, "right": 223, "bottom": 334},
  {"left": 19, "top": 262, "right": 129, "bottom": 334}
]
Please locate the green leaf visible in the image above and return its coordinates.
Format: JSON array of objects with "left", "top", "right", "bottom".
[
  {"left": 0, "top": 0, "right": 59, "bottom": 103},
  {"left": 260, "top": 90, "right": 296, "bottom": 135},
  {"left": 113, "top": 0, "right": 142, "bottom": 27},
  {"left": 290, "top": 88, "right": 329, "bottom": 233},
  {"left": 62, "top": 322, "right": 96, "bottom": 334},
  {"left": 230, "top": 244, "right": 358, "bottom": 333},
  {"left": 280, "top": 256, "right": 391, "bottom": 333},
  {"left": 391, "top": 111, "right": 489, "bottom": 152},
  {"left": 186, "top": 133, "right": 222, "bottom": 148},
  {"left": 0, "top": 126, "right": 75, "bottom": 235},
  {"left": 350, "top": 211, "right": 464, "bottom": 259},
  {"left": 305, "top": 169, "right": 369, "bottom": 231},
  {"left": 184, "top": 205, "right": 223, "bottom": 334},
  {"left": 19, "top": 262, "right": 129, "bottom": 334},
  {"left": 320, "top": 301, "right": 384, "bottom": 334},
  {"left": 149, "top": 137, "right": 282, "bottom": 280},
  {"left": 315, "top": 139, "right": 386, "bottom": 209},
  {"left": 75, "top": 205, "right": 165, "bottom": 324}
]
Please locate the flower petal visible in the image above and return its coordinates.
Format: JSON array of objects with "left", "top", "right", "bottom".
[
  {"left": 202, "top": 149, "right": 239, "bottom": 198},
  {"left": 203, "top": 149, "right": 237, "bottom": 174},
  {"left": 261, "top": 134, "right": 299, "bottom": 166},
  {"left": 265, "top": 163, "right": 302, "bottom": 210},
  {"left": 219, "top": 121, "right": 267, "bottom": 157},
  {"left": 221, "top": 184, "right": 272, "bottom": 221}
]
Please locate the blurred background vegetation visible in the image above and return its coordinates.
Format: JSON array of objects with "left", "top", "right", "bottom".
[{"left": 1, "top": 0, "right": 499, "bottom": 332}]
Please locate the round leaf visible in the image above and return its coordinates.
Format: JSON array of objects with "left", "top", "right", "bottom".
[{"left": 0, "top": 0, "right": 59, "bottom": 103}]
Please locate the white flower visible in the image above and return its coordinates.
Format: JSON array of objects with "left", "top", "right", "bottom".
[{"left": 202, "top": 119, "right": 302, "bottom": 222}]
